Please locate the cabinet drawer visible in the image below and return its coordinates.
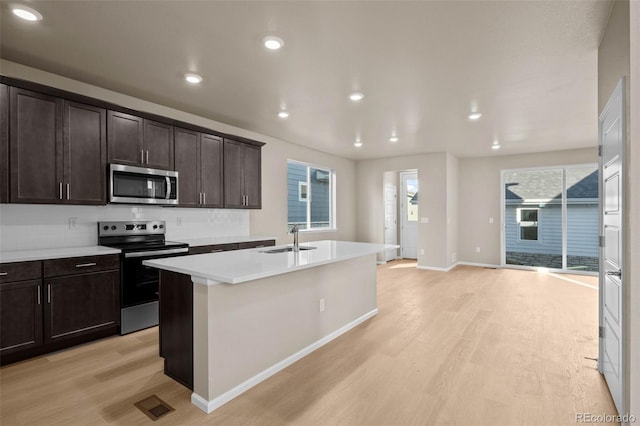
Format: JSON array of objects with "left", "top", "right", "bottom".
[
  {"left": 0, "top": 261, "right": 42, "bottom": 283},
  {"left": 44, "top": 254, "right": 119, "bottom": 277},
  {"left": 188, "top": 243, "right": 238, "bottom": 255},
  {"left": 238, "top": 240, "right": 275, "bottom": 250}
]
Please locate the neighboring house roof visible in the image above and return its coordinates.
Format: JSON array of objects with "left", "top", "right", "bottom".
[{"left": 505, "top": 170, "right": 598, "bottom": 202}]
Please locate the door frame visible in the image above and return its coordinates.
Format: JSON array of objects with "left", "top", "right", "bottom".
[
  {"left": 399, "top": 170, "right": 418, "bottom": 259},
  {"left": 383, "top": 184, "right": 398, "bottom": 261},
  {"left": 598, "top": 77, "right": 626, "bottom": 415},
  {"left": 499, "top": 163, "right": 599, "bottom": 275}
]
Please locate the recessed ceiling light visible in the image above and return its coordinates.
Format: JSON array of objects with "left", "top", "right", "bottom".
[
  {"left": 468, "top": 112, "right": 482, "bottom": 120},
  {"left": 263, "top": 36, "right": 284, "bottom": 50},
  {"left": 349, "top": 92, "right": 364, "bottom": 102},
  {"left": 389, "top": 136, "right": 399, "bottom": 143},
  {"left": 184, "top": 73, "right": 203, "bottom": 84},
  {"left": 10, "top": 4, "right": 43, "bottom": 21},
  {"left": 278, "top": 110, "right": 289, "bottom": 119},
  {"left": 491, "top": 143, "right": 501, "bottom": 150}
]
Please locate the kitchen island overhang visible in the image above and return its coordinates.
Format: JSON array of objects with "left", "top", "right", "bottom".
[{"left": 143, "top": 240, "right": 393, "bottom": 414}]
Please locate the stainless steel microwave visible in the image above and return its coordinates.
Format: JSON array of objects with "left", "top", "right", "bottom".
[{"left": 109, "top": 164, "right": 178, "bottom": 205}]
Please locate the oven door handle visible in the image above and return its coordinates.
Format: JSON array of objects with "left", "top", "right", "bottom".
[{"left": 124, "top": 247, "right": 189, "bottom": 258}]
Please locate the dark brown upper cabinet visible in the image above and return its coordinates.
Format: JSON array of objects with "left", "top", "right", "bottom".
[
  {"left": 10, "top": 87, "right": 64, "bottom": 204},
  {"left": 0, "top": 84, "right": 8, "bottom": 203},
  {"left": 223, "top": 139, "right": 262, "bottom": 209},
  {"left": 174, "top": 127, "right": 223, "bottom": 208},
  {"left": 107, "top": 111, "right": 174, "bottom": 170},
  {"left": 9, "top": 87, "right": 107, "bottom": 205},
  {"left": 63, "top": 101, "right": 107, "bottom": 204}
]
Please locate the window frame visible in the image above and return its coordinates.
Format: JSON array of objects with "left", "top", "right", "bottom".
[
  {"left": 298, "top": 181, "right": 308, "bottom": 202},
  {"left": 517, "top": 207, "right": 540, "bottom": 241},
  {"left": 287, "top": 159, "right": 336, "bottom": 232}
]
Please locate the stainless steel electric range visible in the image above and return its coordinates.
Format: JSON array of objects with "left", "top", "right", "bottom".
[{"left": 98, "top": 220, "right": 189, "bottom": 334}]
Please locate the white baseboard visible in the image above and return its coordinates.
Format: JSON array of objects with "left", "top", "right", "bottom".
[
  {"left": 376, "top": 260, "right": 387, "bottom": 265},
  {"left": 417, "top": 263, "right": 458, "bottom": 272},
  {"left": 191, "top": 308, "right": 379, "bottom": 414},
  {"left": 456, "top": 261, "right": 501, "bottom": 269}
]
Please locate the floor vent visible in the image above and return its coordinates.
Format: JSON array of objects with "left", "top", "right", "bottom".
[{"left": 134, "top": 395, "right": 175, "bottom": 421}]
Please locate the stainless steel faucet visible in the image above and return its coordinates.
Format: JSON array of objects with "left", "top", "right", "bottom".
[{"left": 291, "top": 224, "right": 299, "bottom": 252}]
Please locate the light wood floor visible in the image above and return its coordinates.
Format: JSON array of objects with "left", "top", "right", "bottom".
[{"left": 0, "top": 262, "right": 617, "bottom": 425}]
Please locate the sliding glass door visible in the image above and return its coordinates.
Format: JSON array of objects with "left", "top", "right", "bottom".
[{"left": 502, "top": 165, "right": 599, "bottom": 273}]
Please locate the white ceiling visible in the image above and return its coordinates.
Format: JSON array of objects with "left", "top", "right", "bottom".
[{"left": 0, "top": 0, "right": 612, "bottom": 160}]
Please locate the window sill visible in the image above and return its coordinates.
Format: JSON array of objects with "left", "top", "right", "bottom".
[{"left": 299, "top": 228, "right": 338, "bottom": 234}]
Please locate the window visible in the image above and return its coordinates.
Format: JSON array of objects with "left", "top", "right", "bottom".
[
  {"left": 287, "top": 160, "right": 334, "bottom": 231},
  {"left": 518, "top": 208, "right": 539, "bottom": 241}
]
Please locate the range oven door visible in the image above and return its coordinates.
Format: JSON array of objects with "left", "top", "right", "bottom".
[
  {"left": 110, "top": 164, "right": 178, "bottom": 205},
  {"left": 120, "top": 247, "right": 188, "bottom": 334}
]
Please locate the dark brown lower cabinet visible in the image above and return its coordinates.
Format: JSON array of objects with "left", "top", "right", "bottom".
[
  {"left": 44, "top": 271, "right": 119, "bottom": 343},
  {"left": 0, "top": 279, "right": 43, "bottom": 356},
  {"left": 0, "top": 256, "right": 119, "bottom": 366},
  {"left": 159, "top": 270, "right": 193, "bottom": 389}
]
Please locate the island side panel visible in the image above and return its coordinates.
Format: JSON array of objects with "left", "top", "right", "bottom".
[{"left": 192, "top": 253, "right": 377, "bottom": 410}]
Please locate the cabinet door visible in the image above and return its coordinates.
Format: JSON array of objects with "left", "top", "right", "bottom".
[
  {"left": 143, "top": 119, "right": 174, "bottom": 170},
  {"left": 223, "top": 139, "right": 245, "bottom": 208},
  {"left": 200, "top": 133, "right": 223, "bottom": 208},
  {"left": 0, "top": 84, "right": 8, "bottom": 203},
  {"left": 243, "top": 144, "right": 262, "bottom": 209},
  {"left": 44, "top": 271, "right": 119, "bottom": 343},
  {"left": 63, "top": 101, "right": 106, "bottom": 204},
  {"left": 174, "top": 127, "right": 200, "bottom": 207},
  {"left": 9, "top": 87, "right": 63, "bottom": 204},
  {"left": 0, "top": 280, "right": 43, "bottom": 355},
  {"left": 107, "top": 111, "right": 143, "bottom": 166}
]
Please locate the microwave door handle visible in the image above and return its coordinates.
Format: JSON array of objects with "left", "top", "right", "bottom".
[{"left": 166, "top": 176, "right": 172, "bottom": 199}]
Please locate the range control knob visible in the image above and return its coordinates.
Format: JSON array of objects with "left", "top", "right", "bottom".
[
  {"left": 153, "top": 225, "right": 158, "bottom": 230},
  {"left": 159, "top": 224, "right": 164, "bottom": 229},
  {"left": 111, "top": 225, "right": 117, "bottom": 231},
  {"left": 103, "top": 225, "right": 109, "bottom": 231}
]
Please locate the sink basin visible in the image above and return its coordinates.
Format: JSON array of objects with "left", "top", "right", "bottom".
[{"left": 261, "top": 246, "right": 317, "bottom": 254}]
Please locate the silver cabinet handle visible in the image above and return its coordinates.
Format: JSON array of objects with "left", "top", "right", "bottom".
[
  {"left": 59, "top": 182, "right": 63, "bottom": 200},
  {"left": 203, "top": 192, "right": 206, "bottom": 205},
  {"left": 246, "top": 195, "right": 249, "bottom": 206},
  {"left": 146, "top": 150, "right": 149, "bottom": 164},
  {"left": 75, "top": 262, "right": 97, "bottom": 268},
  {"left": 141, "top": 150, "right": 145, "bottom": 164},
  {"left": 0, "top": 272, "right": 7, "bottom": 276},
  {"left": 37, "top": 285, "right": 41, "bottom": 305},
  {"left": 210, "top": 249, "right": 223, "bottom": 253},
  {"left": 607, "top": 270, "right": 622, "bottom": 278},
  {"left": 66, "top": 183, "right": 70, "bottom": 200},
  {"left": 199, "top": 192, "right": 202, "bottom": 204},
  {"left": 47, "top": 284, "right": 51, "bottom": 304}
]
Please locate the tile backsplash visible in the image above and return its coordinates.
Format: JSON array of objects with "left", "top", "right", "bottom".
[{"left": 0, "top": 204, "right": 249, "bottom": 251}]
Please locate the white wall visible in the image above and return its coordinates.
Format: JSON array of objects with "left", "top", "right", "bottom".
[
  {"left": 355, "top": 153, "right": 453, "bottom": 269},
  {"left": 383, "top": 171, "right": 400, "bottom": 258},
  {"left": 446, "top": 153, "right": 459, "bottom": 265},
  {"left": 457, "top": 148, "right": 597, "bottom": 266},
  {"left": 0, "top": 60, "right": 357, "bottom": 249}
]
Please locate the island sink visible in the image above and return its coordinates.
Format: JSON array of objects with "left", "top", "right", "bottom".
[{"left": 260, "top": 246, "right": 317, "bottom": 254}]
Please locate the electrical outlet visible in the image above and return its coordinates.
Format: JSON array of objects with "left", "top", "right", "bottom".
[
  {"left": 68, "top": 217, "right": 78, "bottom": 230},
  {"left": 177, "top": 217, "right": 183, "bottom": 227},
  {"left": 319, "top": 298, "right": 325, "bottom": 312},
  {"left": 489, "top": 217, "right": 494, "bottom": 224},
  {"left": 420, "top": 248, "right": 425, "bottom": 256},
  {"left": 475, "top": 247, "right": 481, "bottom": 253}
]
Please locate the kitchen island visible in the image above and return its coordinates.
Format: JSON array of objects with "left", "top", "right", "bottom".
[{"left": 143, "top": 240, "right": 390, "bottom": 414}]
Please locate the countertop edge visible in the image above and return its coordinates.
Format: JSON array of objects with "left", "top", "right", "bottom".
[{"left": 0, "top": 246, "right": 122, "bottom": 263}]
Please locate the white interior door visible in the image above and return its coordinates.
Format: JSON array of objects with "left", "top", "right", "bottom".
[
  {"left": 599, "top": 78, "right": 625, "bottom": 415},
  {"left": 400, "top": 171, "right": 418, "bottom": 259},
  {"left": 384, "top": 185, "right": 397, "bottom": 261}
]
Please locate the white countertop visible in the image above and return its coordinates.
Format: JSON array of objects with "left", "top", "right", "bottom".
[
  {"left": 0, "top": 246, "right": 121, "bottom": 263},
  {"left": 180, "top": 235, "right": 277, "bottom": 247},
  {"left": 143, "top": 240, "right": 393, "bottom": 284}
]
